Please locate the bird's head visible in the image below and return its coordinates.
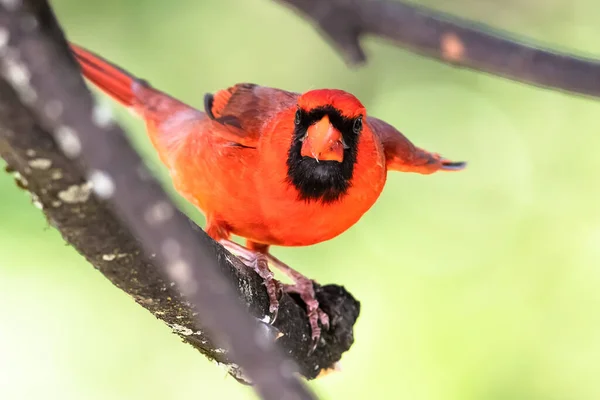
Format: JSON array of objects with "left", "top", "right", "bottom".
[{"left": 287, "top": 89, "right": 367, "bottom": 204}]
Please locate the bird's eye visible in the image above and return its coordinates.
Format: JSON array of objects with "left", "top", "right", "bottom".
[
  {"left": 294, "top": 109, "right": 301, "bottom": 125},
  {"left": 353, "top": 116, "right": 363, "bottom": 134}
]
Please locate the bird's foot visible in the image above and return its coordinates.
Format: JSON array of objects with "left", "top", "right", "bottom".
[
  {"left": 249, "top": 253, "right": 281, "bottom": 320},
  {"left": 219, "top": 239, "right": 330, "bottom": 351},
  {"left": 282, "top": 279, "right": 329, "bottom": 351},
  {"left": 268, "top": 253, "right": 330, "bottom": 352},
  {"left": 219, "top": 240, "right": 281, "bottom": 322}
]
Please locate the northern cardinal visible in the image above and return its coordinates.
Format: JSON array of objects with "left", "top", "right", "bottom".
[{"left": 70, "top": 43, "right": 465, "bottom": 346}]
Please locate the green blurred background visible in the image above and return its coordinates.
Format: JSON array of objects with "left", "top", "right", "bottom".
[{"left": 2, "top": 0, "right": 600, "bottom": 399}]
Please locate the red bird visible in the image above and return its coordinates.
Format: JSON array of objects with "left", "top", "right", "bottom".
[{"left": 70, "top": 43, "right": 465, "bottom": 344}]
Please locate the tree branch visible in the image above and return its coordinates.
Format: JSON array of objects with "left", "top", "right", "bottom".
[
  {"left": 0, "top": 1, "right": 360, "bottom": 397},
  {"left": 275, "top": 0, "right": 600, "bottom": 99}
]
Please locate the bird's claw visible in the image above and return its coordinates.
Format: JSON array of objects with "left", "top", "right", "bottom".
[
  {"left": 243, "top": 254, "right": 282, "bottom": 322},
  {"left": 219, "top": 239, "right": 329, "bottom": 351},
  {"left": 283, "top": 278, "right": 330, "bottom": 353}
]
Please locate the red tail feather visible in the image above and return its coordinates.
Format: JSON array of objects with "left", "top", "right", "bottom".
[
  {"left": 68, "top": 42, "right": 206, "bottom": 168},
  {"left": 70, "top": 43, "right": 137, "bottom": 107}
]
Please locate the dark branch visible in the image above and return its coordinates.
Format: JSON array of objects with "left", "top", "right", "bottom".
[
  {"left": 0, "top": 1, "right": 360, "bottom": 397},
  {"left": 275, "top": 0, "right": 600, "bottom": 99}
]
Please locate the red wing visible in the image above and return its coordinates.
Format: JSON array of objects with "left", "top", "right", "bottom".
[
  {"left": 367, "top": 117, "right": 466, "bottom": 174},
  {"left": 204, "top": 83, "right": 299, "bottom": 147}
]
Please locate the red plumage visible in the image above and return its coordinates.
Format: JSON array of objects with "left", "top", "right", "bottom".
[{"left": 70, "top": 42, "right": 465, "bottom": 344}]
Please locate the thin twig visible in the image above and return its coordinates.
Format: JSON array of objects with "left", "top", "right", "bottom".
[{"left": 275, "top": 0, "right": 600, "bottom": 99}]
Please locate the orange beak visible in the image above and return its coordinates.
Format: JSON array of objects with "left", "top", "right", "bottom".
[{"left": 300, "top": 115, "right": 345, "bottom": 162}]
